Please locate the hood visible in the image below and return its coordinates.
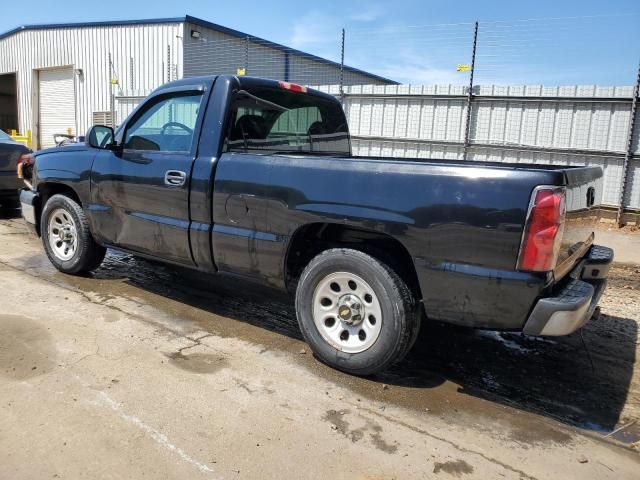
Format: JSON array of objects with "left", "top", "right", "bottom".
[{"left": 34, "top": 143, "right": 90, "bottom": 157}]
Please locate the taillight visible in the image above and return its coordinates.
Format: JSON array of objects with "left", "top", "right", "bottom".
[
  {"left": 17, "top": 153, "right": 34, "bottom": 179},
  {"left": 17, "top": 153, "right": 34, "bottom": 166},
  {"left": 517, "top": 186, "right": 566, "bottom": 272},
  {"left": 279, "top": 81, "right": 307, "bottom": 93}
]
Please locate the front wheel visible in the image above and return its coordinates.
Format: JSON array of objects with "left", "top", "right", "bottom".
[
  {"left": 295, "top": 248, "right": 420, "bottom": 376},
  {"left": 41, "top": 194, "right": 106, "bottom": 274}
]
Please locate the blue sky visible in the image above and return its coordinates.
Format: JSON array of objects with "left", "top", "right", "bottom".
[{"left": 1, "top": 0, "right": 639, "bottom": 85}]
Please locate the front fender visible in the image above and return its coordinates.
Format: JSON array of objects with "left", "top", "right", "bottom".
[{"left": 33, "top": 147, "right": 96, "bottom": 204}]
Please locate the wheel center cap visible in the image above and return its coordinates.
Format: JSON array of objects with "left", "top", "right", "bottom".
[
  {"left": 59, "top": 226, "right": 73, "bottom": 241},
  {"left": 338, "top": 294, "right": 363, "bottom": 326},
  {"left": 338, "top": 306, "right": 352, "bottom": 320}
]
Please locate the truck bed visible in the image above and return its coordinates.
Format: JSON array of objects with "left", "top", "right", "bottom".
[{"left": 354, "top": 155, "right": 603, "bottom": 278}]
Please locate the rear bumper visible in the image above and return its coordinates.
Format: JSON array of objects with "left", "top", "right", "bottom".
[
  {"left": 20, "top": 188, "right": 39, "bottom": 234},
  {"left": 522, "top": 244, "right": 613, "bottom": 336}
]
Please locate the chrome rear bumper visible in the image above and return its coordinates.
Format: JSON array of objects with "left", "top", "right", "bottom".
[{"left": 523, "top": 244, "right": 613, "bottom": 336}]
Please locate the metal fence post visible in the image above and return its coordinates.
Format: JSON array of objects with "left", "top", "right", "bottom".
[
  {"left": 340, "top": 28, "right": 345, "bottom": 102},
  {"left": 616, "top": 60, "right": 640, "bottom": 227},
  {"left": 245, "top": 36, "right": 250, "bottom": 74},
  {"left": 166, "top": 45, "right": 171, "bottom": 82},
  {"left": 108, "top": 53, "right": 115, "bottom": 128},
  {"left": 130, "top": 57, "right": 134, "bottom": 91},
  {"left": 462, "top": 21, "right": 478, "bottom": 160}
]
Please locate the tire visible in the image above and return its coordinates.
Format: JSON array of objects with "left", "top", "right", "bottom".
[
  {"left": 295, "top": 248, "right": 420, "bottom": 376},
  {"left": 40, "top": 194, "right": 106, "bottom": 274}
]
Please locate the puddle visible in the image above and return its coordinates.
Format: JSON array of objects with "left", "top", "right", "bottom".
[
  {"left": 166, "top": 351, "right": 229, "bottom": 374},
  {"left": 608, "top": 422, "right": 640, "bottom": 444},
  {"left": 432, "top": 459, "right": 474, "bottom": 476},
  {"left": 0, "top": 315, "right": 56, "bottom": 380},
  {"left": 578, "top": 420, "right": 640, "bottom": 445},
  {"left": 323, "top": 409, "right": 399, "bottom": 454}
]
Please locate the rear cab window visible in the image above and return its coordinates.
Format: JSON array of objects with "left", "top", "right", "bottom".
[{"left": 224, "top": 86, "right": 350, "bottom": 156}]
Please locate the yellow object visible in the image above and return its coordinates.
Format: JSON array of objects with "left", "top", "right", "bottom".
[
  {"left": 456, "top": 64, "right": 471, "bottom": 72},
  {"left": 110, "top": 78, "right": 119, "bottom": 85},
  {"left": 9, "top": 129, "right": 32, "bottom": 148},
  {"left": 236, "top": 67, "right": 247, "bottom": 76}
]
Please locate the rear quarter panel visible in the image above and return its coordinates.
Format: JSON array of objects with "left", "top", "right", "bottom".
[{"left": 214, "top": 153, "right": 557, "bottom": 329}]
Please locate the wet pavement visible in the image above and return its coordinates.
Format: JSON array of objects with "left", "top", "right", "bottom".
[{"left": 0, "top": 209, "right": 639, "bottom": 478}]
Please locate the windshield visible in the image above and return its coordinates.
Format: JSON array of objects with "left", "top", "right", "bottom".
[{"left": 225, "top": 87, "right": 350, "bottom": 156}]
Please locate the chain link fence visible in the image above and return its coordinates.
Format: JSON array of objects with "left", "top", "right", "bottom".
[
  {"left": 111, "top": 14, "right": 640, "bottom": 223},
  {"left": 182, "top": 25, "right": 392, "bottom": 87},
  {"left": 326, "top": 14, "right": 640, "bottom": 223}
]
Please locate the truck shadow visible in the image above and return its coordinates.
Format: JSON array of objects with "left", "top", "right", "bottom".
[
  {"left": 397, "top": 316, "right": 638, "bottom": 442},
  {"left": 92, "top": 251, "right": 638, "bottom": 442}
]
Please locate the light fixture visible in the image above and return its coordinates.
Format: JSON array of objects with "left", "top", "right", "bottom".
[{"left": 191, "top": 30, "right": 201, "bottom": 39}]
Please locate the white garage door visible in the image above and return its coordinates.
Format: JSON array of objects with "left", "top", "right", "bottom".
[{"left": 39, "top": 67, "right": 76, "bottom": 149}]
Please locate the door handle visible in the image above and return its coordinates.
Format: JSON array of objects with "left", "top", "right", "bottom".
[{"left": 164, "top": 170, "right": 186, "bottom": 187}]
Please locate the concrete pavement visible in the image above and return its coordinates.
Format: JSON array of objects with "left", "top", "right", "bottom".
[{"left": 0, "top": 214, "right": 638, "bottom": 479}]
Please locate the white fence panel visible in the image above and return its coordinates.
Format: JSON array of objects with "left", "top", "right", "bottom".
[
  {"left": 313, "top": 83, "right": 639, "bottom": 210},
  {"left": 117, "top": 83, "right": 639, "bottom": 211}
]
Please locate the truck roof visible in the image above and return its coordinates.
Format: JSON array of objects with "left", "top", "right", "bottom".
[{"left": 153, "top": 75, "right": 340, "bottom": 103}]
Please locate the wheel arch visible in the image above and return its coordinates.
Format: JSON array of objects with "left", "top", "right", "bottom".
[
  {"left": 34, "top": 182, "right": 82, "bottom": 236},
  {"left": 284, "top": 222, "right": 422, "bottom": 300}
]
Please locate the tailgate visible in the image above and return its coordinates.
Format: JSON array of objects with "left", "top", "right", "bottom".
[{"left": 556, "top": 166, "right": 603, "bottom": 277}]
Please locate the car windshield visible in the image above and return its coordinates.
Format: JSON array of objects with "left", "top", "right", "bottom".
[{"left": 225, "top": 87, "right": 350, "bottom": 156}]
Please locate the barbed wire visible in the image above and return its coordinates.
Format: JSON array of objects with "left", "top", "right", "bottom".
[{"left": 343, "top": 14, "right": 640, "bottom": 86}]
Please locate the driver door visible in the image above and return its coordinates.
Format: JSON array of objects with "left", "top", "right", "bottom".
[{"left": 90, "top": 92, "right": 203, "bottom": 265}]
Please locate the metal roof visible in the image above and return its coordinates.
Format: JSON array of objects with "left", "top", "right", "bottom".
[{"left": 0, "top": 15, "right": 398, "bottom": 85}]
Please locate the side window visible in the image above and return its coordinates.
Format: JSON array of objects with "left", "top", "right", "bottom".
[{"left": 124, "top": 94, "right": 201, "bottom": 153}]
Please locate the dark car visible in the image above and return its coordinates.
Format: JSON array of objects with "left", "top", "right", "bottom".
[
  {"left": 19, "top": 75, "right": 613, "bottom": 375},
  {"left": 0, "top": 130, "right": 31, "bottom": 209}
]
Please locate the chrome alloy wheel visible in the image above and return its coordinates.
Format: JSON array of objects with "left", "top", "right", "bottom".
[
  {"left": 312, "top": 272, "right": 383, "bottom": 353},
  {"left": 48, "top": 207, "right": 78, "bottom": 261}
]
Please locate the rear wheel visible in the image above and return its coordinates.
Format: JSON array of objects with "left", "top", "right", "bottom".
[
  {"left": 41, "top": 194, "right": 106, "bottom": 274},
  {"left": 295, "top": 248, "right": 420, "bottom": 375}
]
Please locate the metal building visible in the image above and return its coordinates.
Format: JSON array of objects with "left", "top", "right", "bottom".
[{"left": 0, "top": 15, "right": 395, "bottom": 149}]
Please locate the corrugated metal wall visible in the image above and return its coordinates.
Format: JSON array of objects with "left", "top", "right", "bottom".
[
  {"left": 312, "top": 84, "right": 639, "bottom": 210},
  {"left": 183, "top": 24, "right": 282, "bottom": 80},
  {"left": 0, "top": 22, "right": 183, "bottom": 146},
  {"left": 182, "top": 22, "right": 387, "bottom": 86}
]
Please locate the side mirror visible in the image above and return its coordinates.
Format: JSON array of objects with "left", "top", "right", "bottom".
[{"left": 86, "top": 125, "right": 115, "bottom": 149}]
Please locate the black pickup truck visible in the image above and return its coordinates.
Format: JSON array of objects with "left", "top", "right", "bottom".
[{"left": 19, "top": 75, "right": 613, "bottom": 375}]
